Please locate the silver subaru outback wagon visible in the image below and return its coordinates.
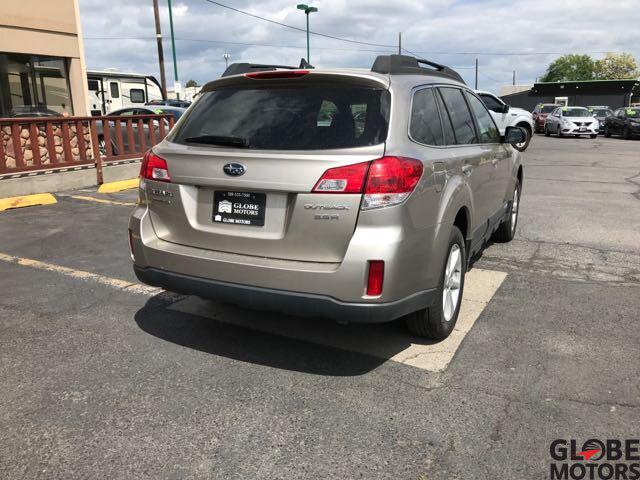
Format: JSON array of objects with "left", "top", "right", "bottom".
[{"left": 129, "top": 55, "right": 524, "bottom": 340}]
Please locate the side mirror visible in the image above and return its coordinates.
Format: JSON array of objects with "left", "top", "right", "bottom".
[
  {"left": 502, "top": 104, "right": 510, "bottom": 114},
  {"left": 503, "top": 126, "right": 526, "bottom": 145}
]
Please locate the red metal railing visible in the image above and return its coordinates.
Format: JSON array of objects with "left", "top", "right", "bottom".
[{"left": 0, "top": 114, "right": 175, "bottom": 183}]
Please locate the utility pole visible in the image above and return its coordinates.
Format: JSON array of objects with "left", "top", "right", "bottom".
[
  {"left": 152, "top": 0, "right": 167, "bottom": 99},
  {"left": 223, "top": 53, "right": 231, "bottom": 69},
  {"left": 297, "top": 4, "right": 318, "bottom": 64},
  {"left": 167, "top": 0, "right": 180, "bottom": 100},
  {"left": 512, "top": 70, "right": 516, "bottom": 86},
  {"left": 398, "top": 32, "right": 402, "bottom": 55},
  {"left": 475, "top": 58, "right": 478, "bottom": 89}
]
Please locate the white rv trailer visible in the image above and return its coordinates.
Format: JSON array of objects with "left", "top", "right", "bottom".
[{"left": 86, "top": 69, "right": 163, "bottom": 116}]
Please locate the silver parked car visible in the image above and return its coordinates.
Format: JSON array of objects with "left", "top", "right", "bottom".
[
  {"left": 129, "top": 55, "right": 525, "bottom": 340},
  {"left": 544, "top": 106, "right": 599, "bottom": 138}
]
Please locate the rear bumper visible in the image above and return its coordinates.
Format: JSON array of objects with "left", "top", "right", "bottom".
[{"left": 134, "top": 265, "right": 437, "bottom": 323}]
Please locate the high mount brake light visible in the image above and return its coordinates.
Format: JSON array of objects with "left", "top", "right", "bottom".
[
  {"left": 244, "top": 70, "right": 310, "bottom": 79},
  {"left": 312, "top": 156, "right": 423, "bottom": 209},
  {"left": 140, "top": 150, "right": 171, "bottom": 182}
]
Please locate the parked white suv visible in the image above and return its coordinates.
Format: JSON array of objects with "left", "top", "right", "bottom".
[{"left": 476, "top": 91, "right": 533, "bottom": 151}]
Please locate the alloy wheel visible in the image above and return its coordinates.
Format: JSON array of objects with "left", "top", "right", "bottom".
[{"left": 442, "top": 244, "right": 462, "bottom": 322}]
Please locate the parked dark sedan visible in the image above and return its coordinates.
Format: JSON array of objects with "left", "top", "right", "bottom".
[
  {"left": 604, "top": 107, "right": 640, "bottom": 139},
  {"left": 96, "top": 106, "right": 186, "bottom": 155},
  {"left": 587, "top": 106, "right": 613, "bottom": 134}
]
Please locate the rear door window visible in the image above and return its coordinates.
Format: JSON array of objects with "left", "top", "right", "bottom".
[
  {"left": 410, "top": 88, "right": 444, "bottom": 146},
  {"left": 434, "top": 89, "right": 456, "bottom": 145},
  {"left": 437, "top": 87, "right": 478, "bottom": 145},
  {"left": 174, "top": 85, "right": 390, "bottom": 150}
]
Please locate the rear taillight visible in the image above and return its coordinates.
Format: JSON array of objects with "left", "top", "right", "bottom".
[
  {"left": 312, "top": 161, "right": 370, "bottom": 193},
  {"left": 366, "top": 260, "right": 385, "bottom": 296},
  {"left": 140, "top": 150, "right": 171, "bottom": 182},
  {"left": 312, "top": 156, "right": 423, "bottom": 209},
  {"left": 245, "top": 70, "right": 310, "bottom": 79}
]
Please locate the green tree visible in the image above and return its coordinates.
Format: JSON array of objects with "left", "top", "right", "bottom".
[
  {"left": 185, "top": 79, "right": 198, "bottom": 88},
  {"left": 539, "top": 54, "right": 596, "bottom": 82},
  {"left": 594, "top": 53, "right": 640, "bottom": 80}
]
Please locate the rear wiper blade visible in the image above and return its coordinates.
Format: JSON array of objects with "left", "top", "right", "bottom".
[{"left": 183, "top": 135, "right": 249, "bottom": 147}]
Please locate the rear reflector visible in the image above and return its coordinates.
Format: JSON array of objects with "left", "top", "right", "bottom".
[
  {"left": 367, "top": 260, "right": 385, "bottom": 296},
  {"left": 245, "top": 70, "right": 310, "bottom": 79},
  {"left": 312, "top": 161, "right": 370, "bottom": 193},
  {"left": 140, "top": 150, "right": 171, "bottom": 182}
]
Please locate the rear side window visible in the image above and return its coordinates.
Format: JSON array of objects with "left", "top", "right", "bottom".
[
  {"left": 174, "top": 85, "right": 390, "bottom": 150},
  {"left": 438, "top": 87, "right": 478, "bottom": 145},
  {"left": 130, "top": 88, "right": 145, "bottom": 103},
  {"left": 465, "top": 92, "right": 500, "bottom": 144},
  {"left": 410, "top": 88, "right": 444, "bottom": 146}
]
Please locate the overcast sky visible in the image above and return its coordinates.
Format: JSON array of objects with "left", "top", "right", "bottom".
[{"left": 78, "top": 0, "right": 640, "bottom": 93}]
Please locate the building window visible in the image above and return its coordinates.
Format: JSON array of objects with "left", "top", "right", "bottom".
[
  {"left": 0, "top": 53, "right": 73, "bottom": 117},
  {"left": 110, "top": 82, "right": 120, "bottom": 98},
  {"left": 130, "top": 88, "right": 145, "bottom": 103}
]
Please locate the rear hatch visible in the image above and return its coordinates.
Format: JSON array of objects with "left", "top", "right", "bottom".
[{"left": 145, "top": 71, "right": 390, "bottom": 263}]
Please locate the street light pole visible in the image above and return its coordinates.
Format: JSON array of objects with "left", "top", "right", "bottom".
[
  {"left": 223, "top": 53, "right": 231, "bottom": 69},
  {"left": 167, "top": 0, "right": 180, "bottom": 100},
  {"left": 296, "top": 4, "right": 318, "bottom": 64}
]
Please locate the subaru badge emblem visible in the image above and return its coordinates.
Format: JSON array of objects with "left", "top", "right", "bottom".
[{"left": 223, "top": 163, "right": 246, "bottom": 176}]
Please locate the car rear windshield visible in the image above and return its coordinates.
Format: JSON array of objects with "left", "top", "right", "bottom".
[
  {"left": 173, "top": 85, "right": 390, "bottom": 150},
  {"left": 563, "top": 108, "right": 591, "bottom": 117}
]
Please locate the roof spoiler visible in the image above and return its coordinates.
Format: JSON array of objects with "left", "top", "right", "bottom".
[
  {"left": 221, "top": 58, "right": 314, "bottom": 77},
  {"left": 371, "top": 54, "right": 465, "bottom": 84}
]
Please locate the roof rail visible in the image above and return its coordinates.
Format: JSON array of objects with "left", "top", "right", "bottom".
[
  {"left": 221, "top": 58, "right": 314, "bottom": 77},
  {"left": 371, "top": 54, "right": 465, "bottom": 84}
]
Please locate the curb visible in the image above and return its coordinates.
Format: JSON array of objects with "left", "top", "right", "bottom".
[
  {"left": 0, "top": 193, "right": 58, "bottom": 212},
  {"left": 98, "top": 178, "right": 139, "bottom": 193}
]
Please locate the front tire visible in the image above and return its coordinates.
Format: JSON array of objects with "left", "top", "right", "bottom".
[
  {"left": 604, "top": 125, "right": 611, "bottom": 137},
  {"left": 557, "top": 125, "right": 564, "bottom": 138},
  {"left": 623, "top": 126, "right": 631, "bottom": 140},
  {"left": 492, "top": 180, "right": 521, "bottom": 243},
  {"left": 590, "top": 134, "right": 597, "bottom": 139},
  {"left": 512, "top": 125, "right": 531, "bottom": 151},
  {"left": 405, "top": 226, "right": 466, "bottom": 340},
  {"left": 544, "top": 124, "right": 551, "bottom": 137}
]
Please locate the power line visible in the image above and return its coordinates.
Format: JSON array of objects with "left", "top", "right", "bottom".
[{"left": 201, "top": 0, "right": 397, "bottom": 49}]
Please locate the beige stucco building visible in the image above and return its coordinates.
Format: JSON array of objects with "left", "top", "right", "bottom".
[{"left": 0, "top": 0, "right": 88, "bottom": 117}]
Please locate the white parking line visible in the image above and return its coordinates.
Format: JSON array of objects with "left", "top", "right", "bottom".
[
  {"left": 0, "top": 252, "right": 160, "bottom": 296},
  {"left": 169, "top": 268, "right": 507, "bottom": 372}
]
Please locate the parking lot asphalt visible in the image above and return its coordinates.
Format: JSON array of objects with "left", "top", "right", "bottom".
[{"left": 1, "top": 135, "right": 639, "bottom": 479}]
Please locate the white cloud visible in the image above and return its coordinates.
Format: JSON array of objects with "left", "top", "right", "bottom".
[{"left": 78, "top": 0, "right": 640, "bottom": 92}]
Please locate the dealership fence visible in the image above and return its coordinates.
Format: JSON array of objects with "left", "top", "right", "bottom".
[{"left": 0, "top": 114, "right": 175, "bottom": 183}]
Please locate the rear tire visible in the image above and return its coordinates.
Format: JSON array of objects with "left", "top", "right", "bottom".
[
  {"left": 544, "top": 124, "right": 551, "bottom": 137},
  {"left": 623, "top": 126, "right": 631, "bottom": 140},
  {"left": 492, "top": 180, "right": 521, "bottom": 243},
  {"left": 405, "top": 226, "right": 466, "bottom": 340}
]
